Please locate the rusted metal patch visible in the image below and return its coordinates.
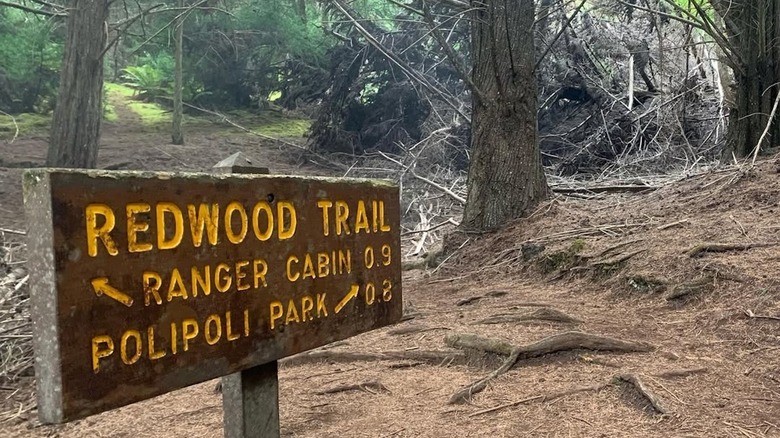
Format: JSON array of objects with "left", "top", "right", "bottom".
[{"left": 23, "top": 169, "right": 402, "bottom": 423}]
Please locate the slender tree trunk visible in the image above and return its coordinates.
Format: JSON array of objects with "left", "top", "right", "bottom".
[
  {"left": 715, "top": 0, "right": 780, "bottom": 158},
  {"left": 171, "top": 0, "right": 185, "bottom": 145},
  {"left": 46, "top": 0, "right": 109, "bottom": 168},
  {"left": 462, "top": 0, "right": 549, "bottom": 231}
]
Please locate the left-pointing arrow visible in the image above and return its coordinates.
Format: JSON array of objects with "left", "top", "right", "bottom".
[{"left": 91, "top": 277, "right": 134, "bottom": 307}]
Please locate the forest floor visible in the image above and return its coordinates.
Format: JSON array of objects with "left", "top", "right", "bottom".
[{"left": 2, "top": 92, "right": 780, "bottom": 437}]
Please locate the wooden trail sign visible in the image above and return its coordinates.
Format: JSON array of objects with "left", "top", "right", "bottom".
[{"left": 23, "top": 169, "right": 402, "bottom": 423}]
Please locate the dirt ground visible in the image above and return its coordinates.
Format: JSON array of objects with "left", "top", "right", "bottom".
[{"left": 3, "top": 101, "right": 780, "bottom": 437}]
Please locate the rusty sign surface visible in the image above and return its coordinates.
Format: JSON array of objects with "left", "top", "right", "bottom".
[{"left": 23, "top": 169, "right": 402, "bottom": 423}]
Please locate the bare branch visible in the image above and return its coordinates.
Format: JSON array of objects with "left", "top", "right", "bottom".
[{"left": 0, "top": 0, "right": 66, "bottom": 16}]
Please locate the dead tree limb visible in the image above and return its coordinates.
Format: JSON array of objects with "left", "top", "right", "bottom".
[{"left": 686, "top": 242, "right": 778, "bottom": 258}]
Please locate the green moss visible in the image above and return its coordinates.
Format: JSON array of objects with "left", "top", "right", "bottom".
[
  {"left": 539, "top": 239, "right": 586, "bottom": 274},
  {"left": 0, "top": 113, "right": 51, "bottom": 137},
  {"left": 255, "top": 118, "right": 310, "bottom": 137},
  {"left": 127, "top": 101, "right": 169, "bottom": 125},
  {"left": 105, "top": 82, "right": 136, "bottom": 98}
]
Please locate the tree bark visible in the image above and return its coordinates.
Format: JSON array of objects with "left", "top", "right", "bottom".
[
  {"left": 714, "top": 0, "right": 780, "bottom": 158},
  {"left": 462, "top": 0, "right": 549, "bottom": 231},
  {"left": 171, "top": 0, "right": 185, "bottom": 145},
  {"left": 46, "top": 0, "right": 109, "bottom": 168}
]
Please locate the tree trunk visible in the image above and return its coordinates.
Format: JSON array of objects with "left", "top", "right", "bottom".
[
  {"left": 171, "top": 0, "right": 185, "bottom": 145},
  {"left": 715, "top": 0, "right": 780, "bottom": 157},
  {"left": 46, "top": 0, "right": 109, "bottom": 168},
  {"left": 462, "top": 0, "right": 549, "bottom": 231}
]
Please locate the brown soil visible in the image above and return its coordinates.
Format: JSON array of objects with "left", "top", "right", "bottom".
[{"left": 3, "top": 104, "right": 780, "bottom": 437}]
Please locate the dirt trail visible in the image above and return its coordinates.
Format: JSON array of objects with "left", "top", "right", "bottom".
[{"left": 3, "top": 101, "right": 780, "bottom": 436}]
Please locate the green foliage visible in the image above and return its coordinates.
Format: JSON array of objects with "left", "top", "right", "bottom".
[
  {"left": 0, "top": 8, "right": 62, "bottom": 113},
  {"left": 121, "top": 52, "right": 174, "bottom": 102}
]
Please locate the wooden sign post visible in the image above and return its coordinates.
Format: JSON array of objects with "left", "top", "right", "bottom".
[
  {"left": 214, "top": 153, "right": 279, "bottom": 438},
  {"left": 22, "top": 165, "right": 402, "bottom": 432}
]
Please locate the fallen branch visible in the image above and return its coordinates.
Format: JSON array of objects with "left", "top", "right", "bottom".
[
  {"left": 687, "top": 242, "right": 778, "bottom": 258},
  {"left": 468, "top": 384, "right": 608, "bottom": 417},
  {"left": 653, "top": 367, "right": 708, "bottom": 379},
  {"left": 284, "top": 349, "right": 465, "bottom": 366},
  {"left": 316, "top": 380, "right": 389, "bottom": 395},
  {"left": 744, "top": 309, "right": 780, "bottom": 322}
]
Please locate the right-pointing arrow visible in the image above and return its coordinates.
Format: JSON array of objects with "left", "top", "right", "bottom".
[{"left": 334, "top": 284, "right": 359, "bottom": 314}]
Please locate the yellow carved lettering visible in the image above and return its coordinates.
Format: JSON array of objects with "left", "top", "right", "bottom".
[
  {"left": 170, "top": 322, "right": 178, "bottom": 355},
  {"left": 251, "top": 201, "right": 274, "bottom": 241},
  {"left": 91, "top": 335, "right": 114, "bottom": 373},
  {"left": 253, "top": 259, "right": 268, "bottom": 288},
  {"left": 143, "top": 271, "right": 163, "bottom": 306},
  {"left": 182, "top": 319, "right": 199, "bottom": 351},
  {"left": 379, "top": 200, "right": 390, "bottom": 232},
  {"left": 120, "top": 330, "right": 142, "bottom": 365},
  {"left": 286, "top": 255, "right": 300, "bottom": 282},
  {"left": 316, "top": 293, "right": 328, "bottom": 318},
  {"left": 235, "top": 260, "right": 250, "bottom": 291},
  {"left": 285, "top": 299, "right": 300, "bottom": 324},
  {"left": 335, "top": 201, "right": 350, "bottom": 235},
  {"left": 188, "top": 203, "right": 219, "bottom": 247},
  {"left": 269, "top": 301, "right": 283, "bottom": 329},
  {"left": 301, "top": 295, "right": 314, "bottom": 322},
  {"left": 126, "top": 203, "right": 152, "bottom": 253},
  {"left": 215, "top": 263, "right": 232, "bottom": 292},
  {"left": 277, "top": 201, "right": 297, "bottom": 239},
  {"left": 225, "top": 311, "right": 240, "bottom": 341},
  {"left": 317, "top": 200, "right": 332, "bottom": 236},
  {"left": 317, "top": 252, "right": 330, "bottom": 277},
  {"left": 302, "top": 254, "right": 316, "bottom": 280},
  {"left": 156, "top": 202, "right": 184, "bottom": 250},
  {"left": 191, "top": 265, "right": 211, "bottom": 297},
  {"left": 224, "top": 201, "right": 248, "bottom": 244},
  {"left": 167, "top": 268, "right": 188, "bottom": 301},
  {"left": 148, "top": 326, "right": 166, "bottom": 360},
  {"left": 86, "top": 204, "right": 118, "bottom": 257},
  {"left": 355, "top": 200, "right": 369, "bottom": 233},
  {"left": 204, "top": 314, "right": 222, "bottom": 345}
]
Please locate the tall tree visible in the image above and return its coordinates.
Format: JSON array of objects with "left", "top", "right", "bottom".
[
  {"left": 710, "top": 0, "right": 780, "bottom": 157},
  {"left": 46, "top": 0, "right": 109, "bottom": 168},
  {"left": 462, "top": 0, "right": 549, "bottom": 231},
  {"left": 172, "top": 0, "right": 185, "bottom": 145}
]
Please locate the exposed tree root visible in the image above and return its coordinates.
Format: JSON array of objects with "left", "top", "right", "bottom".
[
  {"left": 316, "top": 380, "right": 389, "bottom": 395},
  {"left": 475, "top": 307, "right": 582, "bottom": 325},
  {"left": 686, "top": 242, "right": 778, "bottom": 258},
  {"left": 445, "top": 331, "right": 654, "bottom": 404},
  {"left": 469, "top": 373, "right": 670, "bottom": 417},
  {"left": 614, "top": 373, "right": 669, "bottom": 414},
  {"left": 591, "top": 249, "right": 647, "bottom": 269},
  {"left": 665, "top": 275, "right": 714, "bottom": 300},
  {"left": 456, "top": 290, "right": 509, "bottom": 306},
  {"left": 387, "top": 324, "right": 451, "bottom": 336}
]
